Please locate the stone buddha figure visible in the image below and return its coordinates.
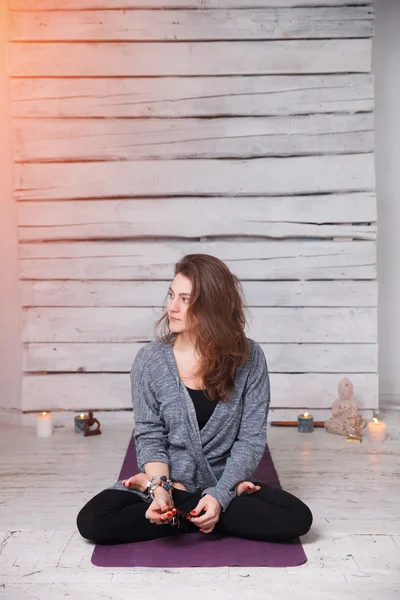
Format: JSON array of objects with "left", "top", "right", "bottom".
[{"left": 324, "top": 377, "right": 359, "bottom": 436}]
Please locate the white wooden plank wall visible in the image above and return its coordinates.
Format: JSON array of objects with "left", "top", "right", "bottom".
[{"left": 7, "top": 0, "right": 377, "bottom": 412}]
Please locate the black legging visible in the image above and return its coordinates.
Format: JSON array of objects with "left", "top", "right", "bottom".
[{"left": 77, "top": 482, "right": 313, "bottom": 545}]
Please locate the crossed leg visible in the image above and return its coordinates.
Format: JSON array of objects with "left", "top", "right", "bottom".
[{"left": 76, "top": 483, "right": 312, "bottom": 545}]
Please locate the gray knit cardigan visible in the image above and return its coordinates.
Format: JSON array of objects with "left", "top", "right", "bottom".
[{"left": 109, "top": 336, "right": 270, "bottom": 511}]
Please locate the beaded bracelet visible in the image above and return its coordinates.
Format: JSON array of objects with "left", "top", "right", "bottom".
[{"left": 145, "top": 475, "right": 174, "bottom": 501}]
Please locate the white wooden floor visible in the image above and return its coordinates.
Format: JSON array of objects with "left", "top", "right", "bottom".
[{"left": 1, "top": 409, "right": 399, "bottom": 600}]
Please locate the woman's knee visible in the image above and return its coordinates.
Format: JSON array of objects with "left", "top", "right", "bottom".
[
  {"left": 76, "top": 489, "right": 125, "bottom": 543},
  {"left": 76, "top": 503, "right": 101, "bottom": 542},
  {"left": 291, "top": 499, "right": 313, "bottom": 538},
  {"left": 76, "top": 502, "right": 112, "bottom": 544},
  {"left": 259, "top": 485, "right": 313, "bottom": 539}
]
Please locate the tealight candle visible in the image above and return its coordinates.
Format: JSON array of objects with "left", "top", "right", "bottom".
[
  {"left": 298, "top": 412, "right": 314, "bottom": 433},
  {"left": 36, "top": 411, "right": 53, "bottom": 438},
  {"left": 74, "top": 413, "right": 89, "bottom": 433},
  {"left": 367, "top": 417, "right": 386, "bottom": 442}
]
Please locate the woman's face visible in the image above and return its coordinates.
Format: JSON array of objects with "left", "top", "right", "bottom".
[{"left": 167, "top": 273, "right": 193, "bottom": 331}]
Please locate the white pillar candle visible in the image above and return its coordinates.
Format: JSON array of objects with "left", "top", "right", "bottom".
[
  {"left": 36, "top": 411, "right": 53, "bottom": 438},
  {"left": 367, "top": 417, "right": 386, "bottom": 442}
]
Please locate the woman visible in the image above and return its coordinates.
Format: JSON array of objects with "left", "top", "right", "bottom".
[{"left": 77, "top": 254, "right": 312, "bottom": 544}]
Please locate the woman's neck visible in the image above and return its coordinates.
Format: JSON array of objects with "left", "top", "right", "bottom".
[{"left": 173, "top": 332, "right": 198, "bottom": 355}]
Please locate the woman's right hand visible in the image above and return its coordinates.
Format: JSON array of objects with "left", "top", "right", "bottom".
[
  {"left": 122, "top": 475, "right": 188, "bottom": 524},
  {"left": 145, "top": 487, "right": 176, "bottom": 525}
]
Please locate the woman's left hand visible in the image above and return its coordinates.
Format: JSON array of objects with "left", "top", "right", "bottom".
[{"left": 189, "top": 494, "right": 222, "bottom": 534}]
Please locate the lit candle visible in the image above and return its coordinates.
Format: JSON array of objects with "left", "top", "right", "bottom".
[
  {"left": 36, "top": 411, "right": 53, "bottom": 438},
  {"left": 367, "top": 417, "right": 386, "bottom": 442},
  {"left": 298, "top": 412, "right": 314, "bottom": 433},
  {"left": 74, "top": 413, "right": 89, "bottom": 433}
]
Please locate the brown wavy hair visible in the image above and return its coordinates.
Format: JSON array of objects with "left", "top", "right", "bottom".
[{"left": 154, "top": 254, "right": 251, "bottom": 402}]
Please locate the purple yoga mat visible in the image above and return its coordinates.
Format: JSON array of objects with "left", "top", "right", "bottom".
[{"left": 91, "top": 436, "right": 307, "bottom": 568}]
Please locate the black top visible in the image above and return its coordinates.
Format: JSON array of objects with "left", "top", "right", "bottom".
[{"left": 185, "top": 386, "right": 218, "bottom": 430}]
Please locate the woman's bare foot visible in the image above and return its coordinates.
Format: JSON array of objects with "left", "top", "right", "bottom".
[
  {"left": 236, "top": 481, "right": 261, "bottom": 496},
  {"left": 171, "top": 481, "right": 188, "bottom": 491},
  {"left": 122, "top": 472, "right": 149, "bottom": 493}
]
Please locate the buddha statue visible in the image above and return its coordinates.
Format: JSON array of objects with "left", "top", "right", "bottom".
[{"left": 324, "top": 378, "right": 359, "bottom": 436}]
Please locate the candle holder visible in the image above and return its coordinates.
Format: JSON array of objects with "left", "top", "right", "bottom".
[
  {"left": 75, "top": 413, "right": 90, "bottom": 433},
  {"left": 345, "top": 415, "right": 367, "bottom": 443},
  {"left": 297, "top": 412, "right": 314, "bottom": 433}
]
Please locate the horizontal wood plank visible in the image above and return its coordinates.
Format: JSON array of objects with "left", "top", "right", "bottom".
[
  {"left": 17, "top": 197, "right": 377, "bottom": 241},
  {"left": 18, "top": 239, "right": 377, "bottom": 280},
  {"left": 7, "top": 39, "right": 372, "bottom": 77},
  {"left": 13, "top": 114, "right": 374, "bottom": 163},
  {"left": 23, "top": 341, "right": 378, "bottom": 374},
  {"left": 21, "top": 306, "right": 377, "bottom": 343},
  {"left": 15, "top": 154, "right": 375, "bottom": 200},
  {"left": 17, "top": 194, "right": 377, "bottom": 227},
  {"left": 10, "top": 8, "right": 374, "bottom": 41},
  {"left": 20, "top": 280, "right": 378, "bottom": 308},
  {"left": 9, "top": 0, "right": 375, "bottom": 9},
  {"left": 20, "top": 372, "right": 379, "bottom": 411},
  {"left": 10, "top": 74, "right": 374, "bottom": 118}
]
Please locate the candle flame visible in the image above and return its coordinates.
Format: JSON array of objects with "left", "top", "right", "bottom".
[
  {"left": 80, "top": 413, "right": 85, "bottom": 418},
  {"left": 373, "top": 417, "right": 379, "bottom": 423},
  {"left": 304, "top": 412, "right": 309, "bottom": 417},
  {"left": 42, "top": 411, "right": 47, "bottom": 415}
]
